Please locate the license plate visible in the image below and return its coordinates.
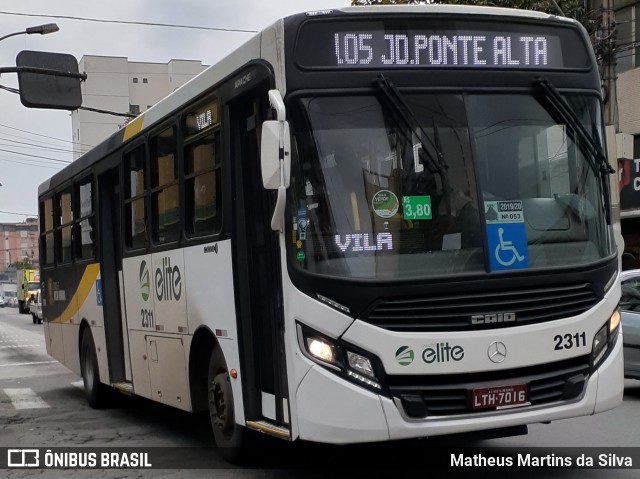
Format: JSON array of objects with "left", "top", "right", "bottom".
[{"left": 471, "top": 384, "right": 528, "bottom": 410}]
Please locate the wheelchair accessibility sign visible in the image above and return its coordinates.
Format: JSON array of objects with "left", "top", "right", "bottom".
[{"left": 485, "top": 201, "right": 528, "bottom": 271}]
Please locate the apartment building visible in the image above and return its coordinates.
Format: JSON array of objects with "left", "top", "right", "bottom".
[
  {"left": 71, "top": 55, "right": 207, "bottom": 159},
  {"left": 0, "top": 218, "right": 39, "bottom": 283}
]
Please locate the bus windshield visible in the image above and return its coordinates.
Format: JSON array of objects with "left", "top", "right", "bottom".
[{"left": 288, "top": 91, "right": 611, "bottom": 279}]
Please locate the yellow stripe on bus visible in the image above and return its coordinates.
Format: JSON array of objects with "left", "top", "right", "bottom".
[
  {"left": 51, "top": 263, "right": 101, "bottom": 324},
  {"left": 123, "top": 115, "right": 144, "bottom": 141}
]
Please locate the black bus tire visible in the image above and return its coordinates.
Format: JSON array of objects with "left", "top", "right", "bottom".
[
  {"left": 80, "top": 329, "right": 107, "bottom": 409},
  {"left": 208, "top": 347, "right": 248, "bottom": 463}
]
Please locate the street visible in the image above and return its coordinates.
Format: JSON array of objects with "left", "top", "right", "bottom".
[{"left": 0, "top": 306, "right": 639, "bottom": 478}]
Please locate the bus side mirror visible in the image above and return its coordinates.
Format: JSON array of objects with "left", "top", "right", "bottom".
[{"left": 261, "top": 120, "right": 291, "bottom": 190}]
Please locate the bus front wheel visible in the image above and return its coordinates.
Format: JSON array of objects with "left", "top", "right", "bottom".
[
  {"left": 208, "top": 348, "right": 246, "bottom": 463},
  {"left": 80, "top": 329, "right": 106, "bottom": 409}
]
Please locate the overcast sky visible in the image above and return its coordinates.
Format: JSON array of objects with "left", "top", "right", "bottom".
[{"left": 0, "top": 0, "right": 351, "bottom": 224}]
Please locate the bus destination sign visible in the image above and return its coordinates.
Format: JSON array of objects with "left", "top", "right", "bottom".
[
  {"left": 295, "top": 20, "right": 589, "bottom": 70},
  {"left": 332, "top": 32, "right": 552, "bottom": 68}
]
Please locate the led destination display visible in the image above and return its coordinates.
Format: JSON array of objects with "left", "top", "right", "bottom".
[{"left": 295, "top": 19, "right": 590, "bottom": 70}]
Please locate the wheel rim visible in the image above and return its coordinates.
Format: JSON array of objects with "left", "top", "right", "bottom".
[{"left": 209, "top": 372, "right": 233, "bottom": 438}]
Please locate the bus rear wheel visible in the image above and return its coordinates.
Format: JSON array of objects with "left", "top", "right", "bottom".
[
  {"left": 80, "top": 329, "right": 107, "bottom": 409},
  {"left": 208, "top": 348, "right": 246, "bottom": 463}
]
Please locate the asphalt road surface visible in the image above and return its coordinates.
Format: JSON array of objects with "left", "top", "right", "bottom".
[{"left": 0, "top": 307, "right": 638, "bottom": 478}]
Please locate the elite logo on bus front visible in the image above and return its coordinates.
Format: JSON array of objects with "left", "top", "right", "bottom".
[{"left": 395, "top": 346, "right": 415, "bottom": 366}]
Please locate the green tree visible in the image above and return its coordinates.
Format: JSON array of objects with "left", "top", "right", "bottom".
[
  {"left": 350, "top": 1, "right": 591, "bottom": 31},
  {"left": 13, "top": 257, "right": 34, "bottom": 270}
]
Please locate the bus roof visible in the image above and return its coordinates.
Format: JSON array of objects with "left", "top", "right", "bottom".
[{"left": 39, "top": 4, "right": 579, "bottom": 197}]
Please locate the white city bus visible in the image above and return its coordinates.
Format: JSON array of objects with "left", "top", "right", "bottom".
[{"left": 38, "top": 5, "right": 623, "bottom": 461}]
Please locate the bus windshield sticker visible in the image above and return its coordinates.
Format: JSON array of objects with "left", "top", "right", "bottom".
[
  {"left": 484, "top": 200, "right": 525, "bottom": 224},
  {"left": 372, "top": 190, "right": 399, "bottom": 218},
  {"left": 484, "top": 201, "right": 528, "bottom": 271},
  {"left": 297, "top": 207, "right": 307, "bottom": 240},
  {"left": 292, "top": 216, "right": 298, "bottom": 244},
  {"left": 403, "top": 195, "right": 432, "bottom": 220}
]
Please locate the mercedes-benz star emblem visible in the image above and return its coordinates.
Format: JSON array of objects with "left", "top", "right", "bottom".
[{"left": 487, "top": 341, "right": 507, "bottom": 363}]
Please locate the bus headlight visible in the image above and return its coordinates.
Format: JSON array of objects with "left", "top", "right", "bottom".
[
  {"left": 297, "top": 323, "right": 383, "bottom": 391},
  {"left": 347, "top": 351, "right": 375, "bottom": 379},
  {"left": 591, "top": 308, "right": 621, "bottom": 368},
  {"left": 591, "top": 324, "right": 608, "bottom": 366},
  {"left": 306, "top": 336, "right": 337, "bottom": 364}
]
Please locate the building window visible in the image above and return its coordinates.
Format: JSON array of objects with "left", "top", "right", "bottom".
[
  {"left": 130, "top": 104, "right": 140, "bottom": 115},
  {"left": 615, "top": 5, "right": 640, "bottom": 75},
  {"left": 133, "top": 77, "right": 138, "bottom": 83},
  {"left": 143, "top": 78, "right": 148, "bottom": 84}
]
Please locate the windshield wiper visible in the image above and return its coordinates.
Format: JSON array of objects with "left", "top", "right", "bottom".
[
  {"left": 534, "top": 78, "right": 614, "bottom": 176},
  {"left": 374, "top": 74, "right": 448, "bottom": 175},
  {"left": 533, "top": 78, "right": 614, "bottom": 223}
]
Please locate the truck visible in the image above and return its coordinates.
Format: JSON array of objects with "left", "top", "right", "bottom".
[{"left": 17, "top": 269, "right": 40, "bottom": 314}]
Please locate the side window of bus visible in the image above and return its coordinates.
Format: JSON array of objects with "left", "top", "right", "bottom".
[
  {"left": 56, "top": 188, "right": 73, "bottom": 264},
  {"left": 40, "top": 197, "right": 55, "bottom": 266},
  {"left": 184, "top": 97, "right": 221, "bottom": 236},
  {"left": 75, "top": 177, "right": 94, "bottom": 260},
  {"left": 124, "top": 145, "right": 147, "bottom": 250},
  {"left": 150, "top": 127, "right": 179, "bottom": 244}
]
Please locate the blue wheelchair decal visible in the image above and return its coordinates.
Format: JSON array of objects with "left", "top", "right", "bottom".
[
  {"left": 96, "top": 279, "right": 103, "bottom": 306},
  {"left": 487, "top": 223, "right": 528, "bottom": 271}
]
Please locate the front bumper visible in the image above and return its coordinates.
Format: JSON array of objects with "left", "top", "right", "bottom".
[{"left": 295, "top": 332, "right": 623, "bottom": 444}]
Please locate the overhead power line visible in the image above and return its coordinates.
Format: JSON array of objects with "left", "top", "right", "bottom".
[
  {"left": 0, "top": 138, "right": 78, "bottom": 154},
  {"left": 0, "top": 83, "right": 135, "bottom": 119},
  {"left": 0, "top": 148, "right": 71, "bottom": 164},
  {"left": 0, "top": 122, "right": 92, "bottom": 148},
  {"left": 0, "top": 209, "right": 37, "bottom": 217},
  {"left": 0, "top": 157, "right": 61, "bottom": 170},
  {"left": 0, "top": 11, "right": 258, "bottom": 34}
]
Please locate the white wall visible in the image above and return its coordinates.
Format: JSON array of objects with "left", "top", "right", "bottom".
[{"left": 71, "top": 56, "right": 207, "bottom": 159}]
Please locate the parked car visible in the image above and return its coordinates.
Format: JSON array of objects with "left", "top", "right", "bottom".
[
  {"left": 8, "top": 297, "right": 18, "bottom": 308},
  {"left": 30, "top": 290, "right": 43, "bottom": 324},
  {"left": 0, "top": 296, "right": 5, "bottom": 308},
  {"left": 619, "top": 270, "right": 640, "bottom": 380}
]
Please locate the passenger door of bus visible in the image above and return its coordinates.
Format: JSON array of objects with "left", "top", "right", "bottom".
[
  {"left": 230, "top": 83, "right": 289, "bottom": 431},
  {"left": 98, "top": 167, "right": 129, "bottom": 384}
]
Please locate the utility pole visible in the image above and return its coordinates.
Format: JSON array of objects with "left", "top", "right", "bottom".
[
  {"left": 599, "top": 0, "right": 617, "bottom": 129},
  {"left": 595, "top": 0, "right": 625, "bottom": 262}
]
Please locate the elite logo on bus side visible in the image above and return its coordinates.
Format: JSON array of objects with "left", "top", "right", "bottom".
[
  {"left": 153, "top": 257, "right": 182, "bottom": 301},
  {"left": 139, "top": 258, "right": 182, "bottom": 302},
  {"left": 125, "top": 252, "right": 187, "bottom": 334}
]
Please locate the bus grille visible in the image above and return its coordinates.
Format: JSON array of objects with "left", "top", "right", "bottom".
[
  {"left": 361, "top": 283, "right": 599, "bottom": 332},
  {"left": 387, "top": 356, "right": 590, "bottom": 418}
]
